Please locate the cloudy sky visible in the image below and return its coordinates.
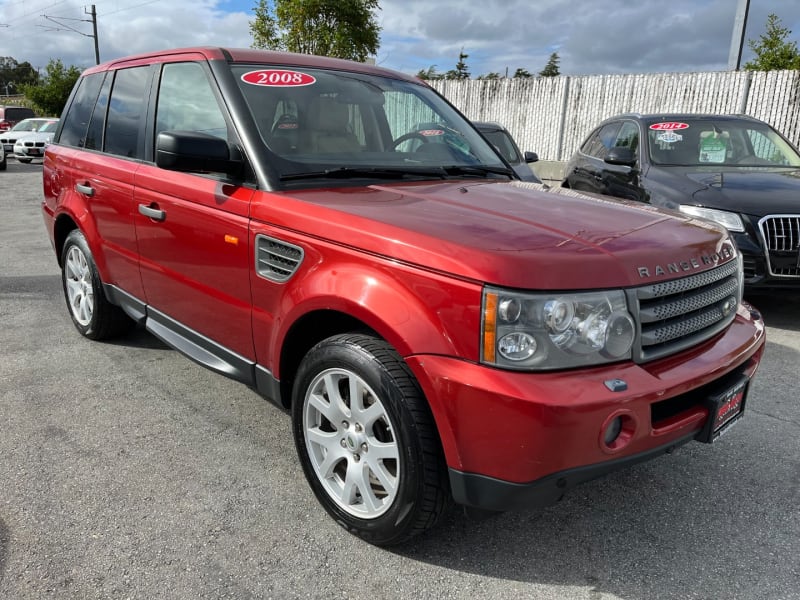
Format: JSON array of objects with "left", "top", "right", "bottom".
[{"left": 1, "top": 0, "right": 799, "bottom": 78}]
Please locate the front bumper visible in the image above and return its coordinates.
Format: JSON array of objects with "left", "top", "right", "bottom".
[{"left": 407, "top": 302, "right": 765, "bottom": 511}]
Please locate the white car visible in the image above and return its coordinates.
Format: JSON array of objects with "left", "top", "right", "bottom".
[{"left": 12, "top": 119, "right": 59, "bottom": 163}]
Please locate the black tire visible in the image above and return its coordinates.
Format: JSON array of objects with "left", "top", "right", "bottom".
[
  {"left": 17, "top": 158, "right": 32, "bottom": 164},
  {"left": 292, "top": 333, "right": 450, "bottom": 546},
  {"left": 60, "top": 230, "right": 131, "bottom": 340},
  {"left": 0, "top": 154, "right": 6, "bottom": 171}
]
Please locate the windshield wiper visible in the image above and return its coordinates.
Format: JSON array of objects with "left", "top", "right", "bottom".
[
  {"left": 280, "top": 166, "right": 449, "bottom": 182},
  {"left": 442, "top": 165, "right": 515, "bottom": 179}
]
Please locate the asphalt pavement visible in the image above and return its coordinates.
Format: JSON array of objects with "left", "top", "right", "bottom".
[{"left": 1, "top": 158, "right": 799, "bottom": 600}]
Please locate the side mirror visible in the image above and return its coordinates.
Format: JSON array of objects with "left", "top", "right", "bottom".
[
  {"left": 523, "top": 151, "right": 539, "bottom": 164},
  {"left": 156, "top": 130, "right": 243, "bottom": 177},
  {"left": 605, "top": 146, "right": 637, "bottom": 167}
]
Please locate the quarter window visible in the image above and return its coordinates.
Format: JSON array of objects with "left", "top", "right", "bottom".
[{"left": 58, "top": 72, "right": 106, "bottom": 148}]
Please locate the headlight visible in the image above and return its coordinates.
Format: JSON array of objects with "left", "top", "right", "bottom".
[
  {"left": 482, "top": 287, "right": 636, "bottom": 370},
  {"left": 679, "top": 205, "right": 744, "bottom": 232}
]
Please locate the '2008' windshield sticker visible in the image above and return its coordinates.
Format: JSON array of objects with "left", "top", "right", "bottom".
[
  {"left": 241, "top": 70, "right": 316, "bottom": 87},
  {"left": 657, "top": 132, "right": 683, "bottom": 144},
  {"left": 649, "top": 122, "right": 689, "bottom": 131}
]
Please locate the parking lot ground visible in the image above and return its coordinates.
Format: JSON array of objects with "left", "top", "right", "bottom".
[{"left": 1, "top": 161, "right": 799, "bottom": 599}]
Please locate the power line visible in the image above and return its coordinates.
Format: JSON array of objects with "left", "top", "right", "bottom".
[{"left": 41, "top": 4, "right": 100, "bottom": 65}]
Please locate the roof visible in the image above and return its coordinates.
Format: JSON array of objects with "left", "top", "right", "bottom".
[{"left": 81, "top": 47, "right": 421, "bottom": 85}]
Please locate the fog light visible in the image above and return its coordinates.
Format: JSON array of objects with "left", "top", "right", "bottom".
[
  {"left": 600, "top": 411, "right": 636, "bottom": 453},
  {"left": 604, "top": 417, "right": 623, "bottom": 445}
]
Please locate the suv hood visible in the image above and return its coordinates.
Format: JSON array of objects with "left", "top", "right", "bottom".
[
  {"left": 256, "top": 180, "right": 734, "bottom": 289},
  {"left": 653, "top": 166, "right": 800, "bottom": 214}
]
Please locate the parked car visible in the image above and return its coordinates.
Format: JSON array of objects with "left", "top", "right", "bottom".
[
  {"left": 0, "top": 117, "right": 56, "bottom": 154},
  {"left": 13, "top": 119, "right": 59, "bottom": 163},
  {"left": 43, "top": 48, "right": 764, "bottom": 545},
  {"left": 473, "top": 120, "right": 542, "bottom": 183},
  {"left": 563, "top": 113, "right": 800, "bottom": 289},
  {"left": 0, "top": 105, "right": 35, "bottom": 132}
]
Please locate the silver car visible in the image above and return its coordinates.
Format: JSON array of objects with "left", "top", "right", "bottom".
[
  {"left": 13, "top": 119, "right": 59, "bottom": 163},
  {"left": 0, "top": 118, "right": 57, "bottom": 155}
]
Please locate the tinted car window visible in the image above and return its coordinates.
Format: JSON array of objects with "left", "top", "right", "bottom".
[
  {"left": 105, "top": 66, "right": 150, "bottom": 159},
  {"left": 84, "top": 74, "right": 112, "bottom": 151},
  {"left": 582, "top": 122, "right": 622, "bottom": 158},
  {"left": 613, "top": 121, "right": 639, "bottom": 152},
  {"left": 59, "top": 73, "right": 106, "bottom": 148},
  {"left": 482, "top": 129, "right": 521, "bottom": 164},
  {"left": 156, "top": 62, "right": 229, "bottom": 142}
]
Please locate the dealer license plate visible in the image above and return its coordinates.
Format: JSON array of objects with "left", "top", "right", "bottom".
[{"left": 696, "top": 376, "right": 748, "bottom": 443}]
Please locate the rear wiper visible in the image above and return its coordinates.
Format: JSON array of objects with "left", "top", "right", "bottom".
[
  {"left": 280, "top": 166, "right": 448, "bottom": 181},
  {"left": 442, "top": 165, "right": 515, "bottom": 179}
]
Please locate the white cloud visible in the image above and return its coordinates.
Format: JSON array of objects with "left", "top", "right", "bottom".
[{"left": 1, "top": 0, "right": 799, "bottom": 77}]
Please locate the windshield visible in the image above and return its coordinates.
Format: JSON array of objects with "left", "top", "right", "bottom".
[
  {"left": 647, "top": 118, "right": 800, "bottom": 168},
  {"left": 233, "top": 65, "right": 508, "bottom": 182},
  {"left": 480, "top": 129, "right": 522, "bottom": 165},
  {"left": 11, "top": 119, "right": 42, "bottom": 132},
  {"left": 40, "top": 120, "right": 59, "bottom": 133}
]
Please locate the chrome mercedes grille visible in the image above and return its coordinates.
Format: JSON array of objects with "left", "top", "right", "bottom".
[
  {"left": 759, "top": 215, "right": 800, "bottom": 277},
  {"left": 629, "top": 259, "right": 741, "bottom": 362}
]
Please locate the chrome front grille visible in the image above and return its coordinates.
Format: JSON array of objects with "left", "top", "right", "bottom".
[
  {"left": 759, "top": 215, "right": 800, "bottom": 277},
  {"left": 629, "top": 259, "right": 741, "bottom": 362}
]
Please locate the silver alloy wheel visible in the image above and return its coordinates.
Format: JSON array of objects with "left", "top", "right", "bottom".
[
  {"left": 302, "top": 367, "right": 400, "bottom": 519},
  {"left": 64, "top": 245, "right": 94, "bottom": 327}
]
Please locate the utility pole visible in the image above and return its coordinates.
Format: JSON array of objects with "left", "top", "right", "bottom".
[
  {"left": 41, "top": 4, "right": 100, "bottom": 65},
  {"left": 88, "top": 5, "right": 100, "bottom": 65},
  {"left": 727, "top": 0, "right": 751, "bottom": 70}
]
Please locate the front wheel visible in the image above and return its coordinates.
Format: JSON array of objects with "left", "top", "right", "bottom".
[
  {"left": 61, "top": 230, "right": 131, "bottom": 340},
  {"left": 292, "top": 333, "right": 449, "bottom": 546}
]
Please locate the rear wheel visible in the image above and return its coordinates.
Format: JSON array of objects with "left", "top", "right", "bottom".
[
  {"left": 292, "top": 333, "right": 449, "bottom": 545},
  {"left": 61, "top": 230, "right": 131, "bottom": 340}
]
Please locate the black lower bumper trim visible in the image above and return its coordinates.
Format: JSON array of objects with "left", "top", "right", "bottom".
[{"left": 449, "top": 432, "right": 697, "bottom": 512}]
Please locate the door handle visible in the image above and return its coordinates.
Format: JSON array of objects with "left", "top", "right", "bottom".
[
  {"left": 138, "top": 204, "right": 166, "bottom": 222},
  {"left": 75, "top": 183, "right": 94, "bottom": 196}
]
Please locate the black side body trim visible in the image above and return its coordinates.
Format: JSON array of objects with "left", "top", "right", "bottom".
[
  {"left": 449, "top": 432, "right": 697, "bottom": 512},
  {"left": 146, "top": 306, "right": 255, "bottom": 384},
  {"left": 103, "top": 284, "right": 285, "bottom": 407}
]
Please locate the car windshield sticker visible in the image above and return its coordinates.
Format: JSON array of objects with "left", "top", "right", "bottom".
[
  {"left": 241, "top": 70, "right": 316, "bottom": 87},
  {"left": 650, "top": 122, "right": 689, "bottom": 131},
  {"left": 657, "top": 132, "right": 683, "bottom": 144},
  {"left": 699, "top": 135, "right": 727, "bottom": 163},
  {"left": 418, "top": 129, "right": 445, "bottom": 136}
]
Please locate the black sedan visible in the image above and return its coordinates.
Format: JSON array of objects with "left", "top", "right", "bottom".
[{"left": 563, "top": 113, "right": 800, "bottom": 289}]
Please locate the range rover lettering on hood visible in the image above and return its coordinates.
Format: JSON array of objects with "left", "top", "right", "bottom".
[{"left": 637, "top": 246, "right": 735, "bottom": 279}]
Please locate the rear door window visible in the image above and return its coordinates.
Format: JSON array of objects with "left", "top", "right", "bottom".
[{"left": 104, "top": 66, "right": 150, "bottom": 159}]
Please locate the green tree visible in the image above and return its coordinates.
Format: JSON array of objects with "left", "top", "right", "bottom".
[
  {"left": 416, "top": 65, "right": 441, "bottom": 80},
  {"left": 21, "top": 59, "right": 81, "bottom": 116},
  {"left": 513, "top": 67, "right": 533, "bottom": 79},
  {"left": 444, "top": 50, "right": 470, "bottom": 80},
  {"left": 538, "top": 52, "right": 560, "bottom": 77},
  {"left": 250, "top": 0, "right": 381, "bottom": 62},
  {"left": 744, "top": 13, "right": 800, "bottom": 71},
  {"left": 0, "top": 57, "right": 39, "bottom": 95},
  {"left": 478, "top": 72, "right": 502, "bottom": 80}
]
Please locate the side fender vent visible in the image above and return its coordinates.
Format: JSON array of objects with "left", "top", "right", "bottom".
[{"left": 255, "top": 235, "right": 304, "bottom": 282}]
